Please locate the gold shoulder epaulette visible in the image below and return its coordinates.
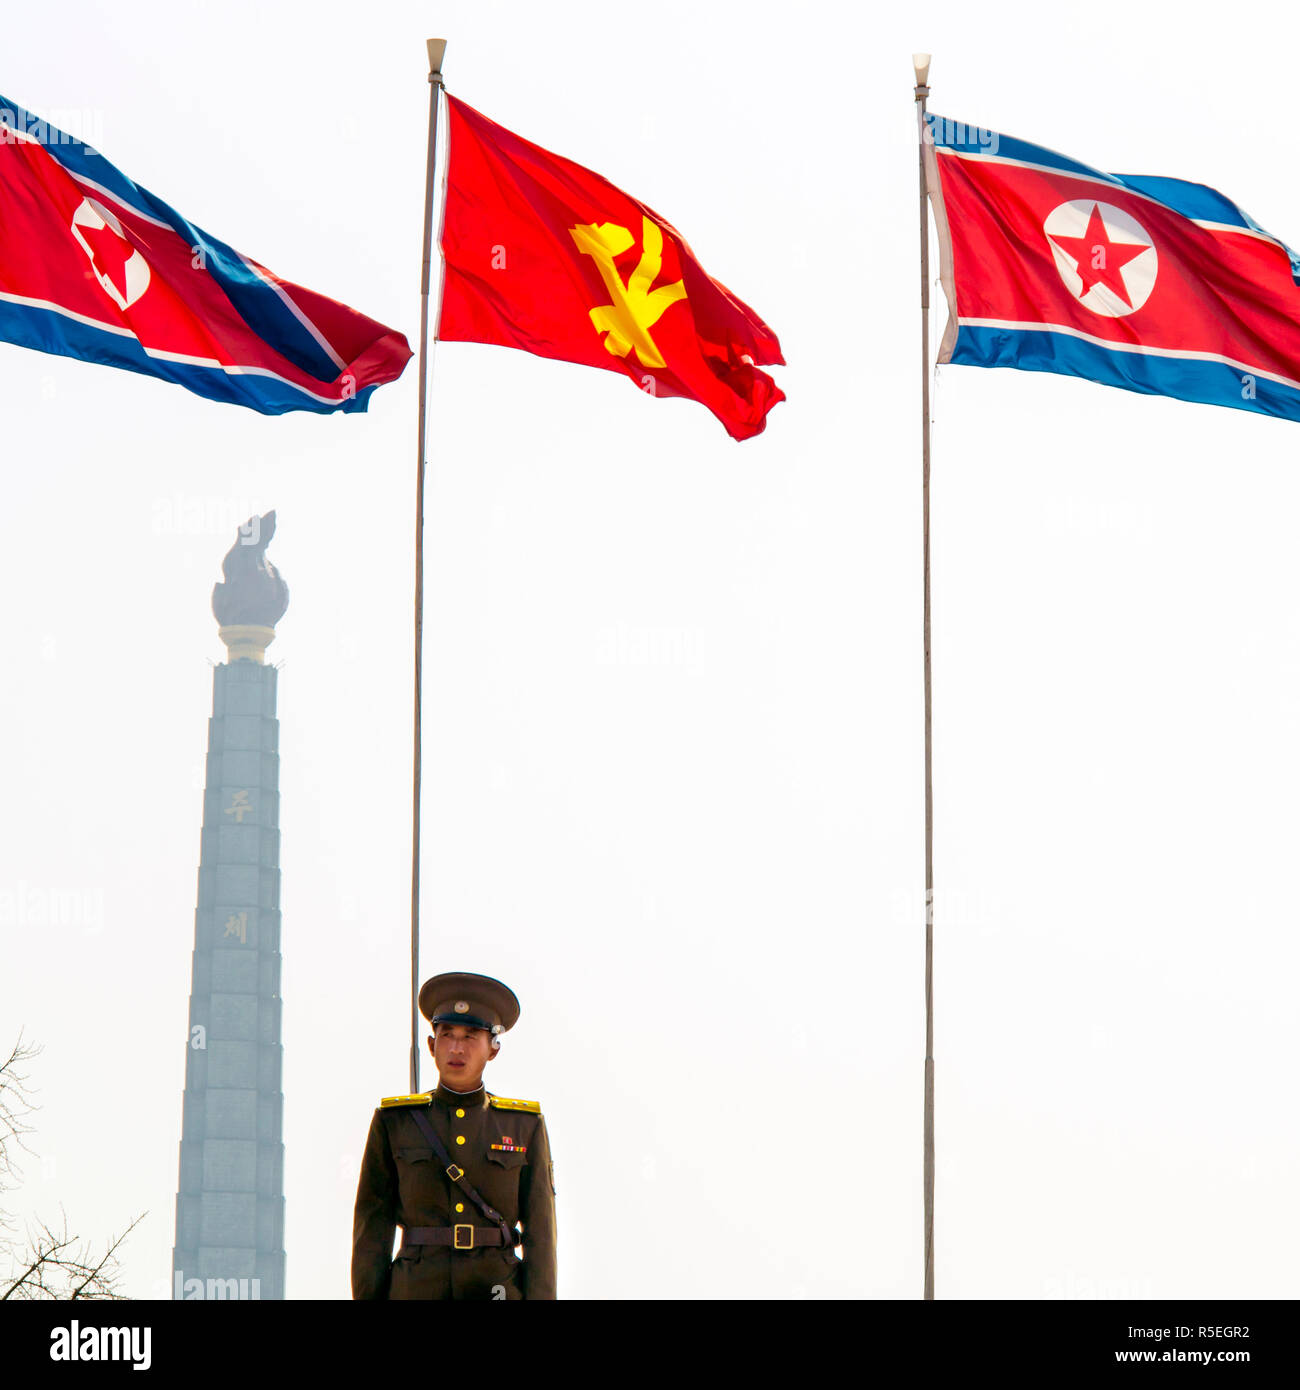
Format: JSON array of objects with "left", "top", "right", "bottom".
[
  {"left": 380, "top": 1091, "right": 433, "bottom": 1108},
  {"left": 488, "top": 1093, "right": 541, "bottom": 1114}
]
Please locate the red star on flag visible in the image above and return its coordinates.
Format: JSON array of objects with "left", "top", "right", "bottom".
[
  {"left": 78, "top": 219, "right": 135, "bottom": 303},
  {"left": 1048, "top": 203, "right": 1150, "bottom": 307}
]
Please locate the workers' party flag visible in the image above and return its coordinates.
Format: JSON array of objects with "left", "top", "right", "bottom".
[
  {"left": 438, "top": 96, "right": 784, "bottom": 441},
  {"left": 924, "top": 114, "right": 1300, "bottom": 423},
  {"left": 0, "top": 95, "right": 411, "bottom": 414}
]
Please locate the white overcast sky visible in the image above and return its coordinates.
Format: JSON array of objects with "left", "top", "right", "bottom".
[{"left": 2, "top": 0, "right": 1298, "bottom": 1301}]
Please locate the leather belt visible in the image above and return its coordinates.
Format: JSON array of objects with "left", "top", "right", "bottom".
[{"left": 401, "top": 1224, "right": 511, "bottom": 1251}]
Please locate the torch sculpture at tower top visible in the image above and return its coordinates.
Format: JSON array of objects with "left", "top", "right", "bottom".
[{"left": 211, "top": 511, "right": 290, "bottom": 664}]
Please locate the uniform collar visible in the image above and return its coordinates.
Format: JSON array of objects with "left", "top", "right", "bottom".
[{"left": 433, "top": 1082, "right": 488, "bottom": 1110}]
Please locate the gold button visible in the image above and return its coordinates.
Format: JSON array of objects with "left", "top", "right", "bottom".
[
  {"left": 455, "top": 1203, "right": 465, "bottom": 1213},
  {"left": 456, "top": 1135, "right": 466, "bottom": 1145},
  {"left": 456, "top": 1109, "right": 465, "bottom": 1118}
]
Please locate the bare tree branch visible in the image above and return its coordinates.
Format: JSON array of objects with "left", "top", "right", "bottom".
[
  {"left": 0, "top": 1029, "right": 41, "bottom": 1192},
  {"left": 0, "top": 1035, "right": 142, "bottom": 1300},
  {"left": 68, "top": 1213, "right": 147, "bottom": 1300}
]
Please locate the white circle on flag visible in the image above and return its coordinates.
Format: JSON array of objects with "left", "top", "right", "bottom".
[
  {"left": 70, "top": 197, "right": 152, "bottom": 311},
  {"left": 1043, "top": 200, "right": 1157, "bottom": 317}
]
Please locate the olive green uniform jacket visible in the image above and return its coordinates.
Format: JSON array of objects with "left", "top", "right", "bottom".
[{"left": 351, "top": 1082, "right": 557, "bottom": 1300}]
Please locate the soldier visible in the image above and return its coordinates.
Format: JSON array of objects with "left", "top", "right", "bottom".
[{"left": 351, "top": 971, "right": 557, "bottom": 1300}]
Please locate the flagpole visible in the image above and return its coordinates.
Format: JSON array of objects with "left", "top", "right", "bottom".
[
  {"left": 913, "top": 50, "right": 936, "bottom": 1303},
  {"left": 411, "top": 37, "right": 447, "bottom": 1096}
]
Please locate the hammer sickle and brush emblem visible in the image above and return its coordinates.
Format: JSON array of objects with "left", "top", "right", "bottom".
[{"left": 569, "top": 216, "right": 687, "bottom": 370}]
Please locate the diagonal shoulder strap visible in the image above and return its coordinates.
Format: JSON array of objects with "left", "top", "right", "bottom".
[{"left": 408, "top": 1106, "right": 515, "bottom": 1247}]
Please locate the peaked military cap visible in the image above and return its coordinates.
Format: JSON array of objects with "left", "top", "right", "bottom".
[{"left": 418, "top": 970, "right": 520, "bottom": 1036}]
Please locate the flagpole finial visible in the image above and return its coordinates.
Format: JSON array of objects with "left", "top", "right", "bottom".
[
  {"left": 913, "top": 52, "right": 931, "bottom": 90},
  {"left": 427, "top": 38, "right": 447, "bottom": 78}
]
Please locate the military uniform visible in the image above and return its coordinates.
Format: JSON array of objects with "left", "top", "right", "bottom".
[{"left": 351, "top": 972, "right": 557, "bottom": 1300}]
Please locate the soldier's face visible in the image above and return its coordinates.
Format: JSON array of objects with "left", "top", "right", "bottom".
[{"left": 428, "top": 1023, "right": 496, "bottom": 1089}]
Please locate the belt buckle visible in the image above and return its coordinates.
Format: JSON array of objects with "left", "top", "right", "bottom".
[
  {"left": 453, "top": 1224, "right": 474, "bottom": 1250},
  {"left": 445, "top": 1164, "right": 464, "bottom": 1182}
]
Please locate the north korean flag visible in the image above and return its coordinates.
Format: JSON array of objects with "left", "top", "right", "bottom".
[
  {"left": 0, "top": 95, "right": 411, "bottom": 414},
  {"left": 924, "top": 114, "right": 1300, "bottom": 423}
]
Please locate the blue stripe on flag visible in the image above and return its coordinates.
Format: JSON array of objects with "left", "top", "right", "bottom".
[
  {"left": 0, "top": 298, "right": 378, "bottom": 415},
  {"left": 924, "top": 115, "right": 1114, "bottom": 184},
  {"left": 951, "top": 324, "right": 1300, "bottom": 424}
]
